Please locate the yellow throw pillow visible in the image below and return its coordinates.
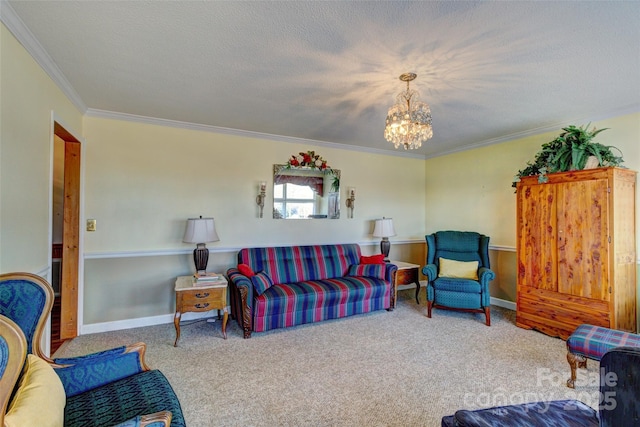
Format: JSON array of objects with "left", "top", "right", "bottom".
[
  {"left": 438, "top": 257, "right": 479, "bottom": 280},
  {"left": 4, "top": 354, "right": 66, "bottom": 427}
]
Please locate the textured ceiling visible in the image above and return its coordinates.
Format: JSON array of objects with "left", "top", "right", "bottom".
[{"left": 5, "top": 1, "right": 640, "bottom": 158}]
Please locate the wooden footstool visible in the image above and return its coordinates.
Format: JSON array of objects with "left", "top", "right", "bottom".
[{"left": 566, "top": 324, "right": 640, "bottom": 388}]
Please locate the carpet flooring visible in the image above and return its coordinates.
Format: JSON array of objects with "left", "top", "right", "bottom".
[{"left": 54, "top": 289, "right": 600, "bottom": 426}]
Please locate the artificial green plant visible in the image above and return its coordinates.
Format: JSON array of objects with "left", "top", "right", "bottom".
[{"left": 512, "top": 124, "right": 624, "bottom": 187}]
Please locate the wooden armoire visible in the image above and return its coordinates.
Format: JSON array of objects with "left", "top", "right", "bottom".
[{"left": 516, "top": 167, "right": 637, "bottom": 339}]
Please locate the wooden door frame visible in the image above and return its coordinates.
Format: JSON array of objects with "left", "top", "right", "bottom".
[{"left": 50, "top": 115, "right": 84, "bottom": 344}]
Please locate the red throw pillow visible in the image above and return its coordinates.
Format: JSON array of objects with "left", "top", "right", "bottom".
[
  {"left": 360, "top": 254, "right": 385, "bottom": 264},
  {"left": 237, "top": 263, "right": 255, "bottom": 277}
]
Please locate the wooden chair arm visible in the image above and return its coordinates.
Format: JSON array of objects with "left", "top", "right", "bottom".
[
  {"left": 124, "top": 342, "right": 150, "bottom": 371},
  {"left": 139, "top": 410, "right": 172, "bottom": 426}
]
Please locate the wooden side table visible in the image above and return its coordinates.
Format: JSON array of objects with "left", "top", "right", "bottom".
[
  {"left": 390, "top": 261, "right": 421, "bottom": 306},
  {"left": 174, "top": 275, "right": 228, "bottom": 346}
]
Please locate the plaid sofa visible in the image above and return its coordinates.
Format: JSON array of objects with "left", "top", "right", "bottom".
[{"left": 227, "top": 244, "right": 397, "bottom": 338}]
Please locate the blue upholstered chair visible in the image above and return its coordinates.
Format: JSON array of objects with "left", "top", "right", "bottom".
[
  {"left": 422, "top": 231, "right": 495, "bottom": 325},
  {"left": 0, "top": 314, "right": 172, "bottom": 427},
  {"left": 0, "top": 272, "right": 184, "bottom": 427}
]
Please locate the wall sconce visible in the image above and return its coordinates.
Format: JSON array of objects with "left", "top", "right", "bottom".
[
  {"left": 346, "top": 187, "right": 356, "bottom": 218},
  {"left": 256, "top": 181, "right": 267, "bottom": 218}
]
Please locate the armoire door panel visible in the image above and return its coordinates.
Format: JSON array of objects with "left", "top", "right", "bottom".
[
  {"left": 517, "top": 183, "right": 558, "bottom": 291},
  {"left": 556, "top": 179, "right": 609, "bottom": 301}
]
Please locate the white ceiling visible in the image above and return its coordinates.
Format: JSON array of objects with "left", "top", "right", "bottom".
[{"left": 4, "top": 1, "right": 640, "bottom": 158}]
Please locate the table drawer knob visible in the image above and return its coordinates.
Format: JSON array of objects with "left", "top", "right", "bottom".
[
  {"left": 195, "top": 293, "right": 210, "bottom": 298},
  {"left": 195, "top": 303, "right": 210, "bottom": 309}
]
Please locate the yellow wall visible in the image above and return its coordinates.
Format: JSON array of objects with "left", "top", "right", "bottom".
[
  {"left": 82, "top": 117, "right": 427, "bottom": 252},
  {"left": 0, "top": 23, "right": 83, "bottom": 272},
  {"left": 81, "top": 116, "right": 427, "bottom": 324}
]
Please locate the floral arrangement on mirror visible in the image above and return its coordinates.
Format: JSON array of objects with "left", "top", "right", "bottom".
[{"left": 286, "top": 151, "right": 331, "bottom": 171}]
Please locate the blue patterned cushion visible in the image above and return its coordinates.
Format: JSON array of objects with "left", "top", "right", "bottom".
[
  {"left": 347, "top": 264, "right": 386, "bottom": 280},
  {"left": 54, "top": 348, "right": 143, "bottom": 397},
  {"left": 251, "top": 271, "right": 274, "bottom": 295},
  {"left": 567, "top": 324, "right": 640, "bottom": 360},
  {"left": 65, "top": 370, "right": 185, "bottom": 427}
]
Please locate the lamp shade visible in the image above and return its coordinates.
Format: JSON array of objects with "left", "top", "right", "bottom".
[
  {"left": 372, "top": 218, "right": 396, "bottom": 238},
  {"left": 183, "top": 217, "right": 220, "bottom": 244}
]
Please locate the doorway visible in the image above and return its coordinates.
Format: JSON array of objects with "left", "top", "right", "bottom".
[{"left": 51, "top": 121, "right": 81, "bottom": 353}]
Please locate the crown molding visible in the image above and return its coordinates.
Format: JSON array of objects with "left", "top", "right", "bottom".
[
  {"left": 85, "top": 108, "right": 426, "bottom": 160},
  {"left": 0, "top": 1, "right": 87, "bottom": 113}
]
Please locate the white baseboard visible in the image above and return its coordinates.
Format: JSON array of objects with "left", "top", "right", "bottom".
[
  {"left": 80, "top": 308, "right": 228, "bottom": 335},
  {"left": 490, "top": 297, "right": 516, "bottom": 311}
]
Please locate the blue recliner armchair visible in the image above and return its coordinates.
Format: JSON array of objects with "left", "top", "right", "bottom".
[
  {"left": 0, "top": 272, "right": 185, "bottom": 427},
  {"left": 422, "top": 231, "right": 495, "bottom": 326}
]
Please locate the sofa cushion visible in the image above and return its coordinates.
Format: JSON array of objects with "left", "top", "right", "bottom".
[
  {"left": 252, "top": 277, "right": 390, "bottom": 332},
  {"left": 238, "top": 244, "right": 361, "bottom": 284},
  {"left": 360, "top": 254, "right": 385, "bottom": 264},
  {"left": 438, "top": 258, "right": 478, "bottom": 280},
  {"left": 251, "top": 271, "right": 274, "bottom": 295},
  {"left": 65, "top": 369, "right": 185, "bottom": 427},
  {"left": 434, "top": 277, "right": 482, "bottom": 294},
  {"left": 4, "top": 354, "right": 66, "bottom": 427},
  {"left": 347, "top": 264, "right": 386, "bottom": 280}
]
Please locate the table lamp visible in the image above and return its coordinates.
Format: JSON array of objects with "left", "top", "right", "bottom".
[
  {"left": 183, "top": 216, "right": 220, "bottom": 273},
  {"left": 372, "top": 217, "right": 396, "bottom": 262}
]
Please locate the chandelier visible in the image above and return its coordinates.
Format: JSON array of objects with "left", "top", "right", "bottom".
[{"left": 384, "top": 73, "right": 433, "bottom": 150}]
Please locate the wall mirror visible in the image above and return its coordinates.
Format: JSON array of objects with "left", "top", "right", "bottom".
[{"left": 273, "top": 164, "right": 341, "bottom": 219}]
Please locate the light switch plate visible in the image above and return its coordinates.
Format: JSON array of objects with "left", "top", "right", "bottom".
[{"left": 86, "top": 219, "right": 96, "bottom": 232}]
